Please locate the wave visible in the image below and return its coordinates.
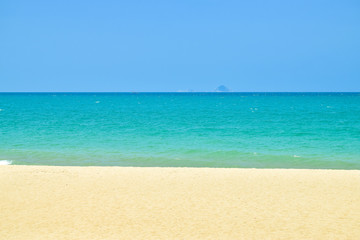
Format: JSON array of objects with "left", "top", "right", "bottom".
[{"left": 0, "top": 160, "right": 12, "bottom": 165}]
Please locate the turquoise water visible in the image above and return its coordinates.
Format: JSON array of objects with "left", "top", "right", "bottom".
[{"left": 1, "top": 93, "right": 360, "bottom": 169}]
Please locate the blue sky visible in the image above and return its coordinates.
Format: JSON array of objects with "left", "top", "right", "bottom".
[{"left": 1, "top": 0, "right": 359, "bottom": 92}]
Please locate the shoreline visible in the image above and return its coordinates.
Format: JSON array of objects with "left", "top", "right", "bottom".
[
  {"left": 1, "top": 165, "right": 360, "bottom": 239},
  {"left": 3, "top": 163, "right": 360, "bottom": 170}
]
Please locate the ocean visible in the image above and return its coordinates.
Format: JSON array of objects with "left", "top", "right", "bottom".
[{"left": 0, "top": 93, "right": 359, "bottom": 169}]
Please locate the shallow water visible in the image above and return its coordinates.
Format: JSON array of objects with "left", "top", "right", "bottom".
[{"left": 1, "top": 93, "right": 359, "bottom": 169}]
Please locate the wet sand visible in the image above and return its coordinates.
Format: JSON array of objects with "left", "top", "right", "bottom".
[{"left": 1, "top": 166, "right": 360, "bottom": 239}]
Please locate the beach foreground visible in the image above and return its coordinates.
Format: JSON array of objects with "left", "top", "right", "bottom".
[{"left": 1, "top": 166, "right": 360, "bottom": 239}]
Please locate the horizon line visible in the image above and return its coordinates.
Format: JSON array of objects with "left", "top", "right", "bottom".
[{"left": 0, "top": 91, "right": 360, "bottom": 93}]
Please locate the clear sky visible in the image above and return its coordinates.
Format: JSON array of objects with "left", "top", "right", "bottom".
[{"left": 1, "top": 0, "right": 359, "bottom": 92}]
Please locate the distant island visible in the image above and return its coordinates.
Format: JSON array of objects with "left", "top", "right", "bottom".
[
  {"left": 214, "top": 85, "right": 230, "bottom": 92},
  {"left": 176, "top": 86, "right": 231, "bottom": 92}
]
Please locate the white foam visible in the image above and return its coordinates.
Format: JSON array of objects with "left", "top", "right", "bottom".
[
  {"left": 293, "top": 155, "right": 300, "bottom": 158},
  {"left": 0, "top": 160, "right": 12, "bottom": 165}
]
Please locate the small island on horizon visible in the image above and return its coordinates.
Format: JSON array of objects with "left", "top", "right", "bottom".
[
  {"left": 214, "top": 85, "right": 230, "bottom": 92},
  {"left": 177, "top": 85, "right": 231, "bottom": 93}
]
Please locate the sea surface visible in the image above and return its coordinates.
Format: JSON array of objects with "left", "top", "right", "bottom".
[{"left": 1, "top": 93, "right": 360, "bottom": 169}]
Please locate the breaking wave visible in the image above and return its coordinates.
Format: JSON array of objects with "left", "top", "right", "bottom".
[{"left": 0, "top": 160, "right": 12, "bottom": 165}]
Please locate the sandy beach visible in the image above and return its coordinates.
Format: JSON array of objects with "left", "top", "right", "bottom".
[{"left": 1, "top": 166, "right": 360, "bottom": 239}]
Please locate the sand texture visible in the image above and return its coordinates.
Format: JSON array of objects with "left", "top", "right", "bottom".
[{"left": 1, "top": 166, "right": 360, "bottom": 239}]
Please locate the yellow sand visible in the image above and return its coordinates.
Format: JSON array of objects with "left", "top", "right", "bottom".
[{"left": 1, "top": 166, "right": 360, "bottom": 239}]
